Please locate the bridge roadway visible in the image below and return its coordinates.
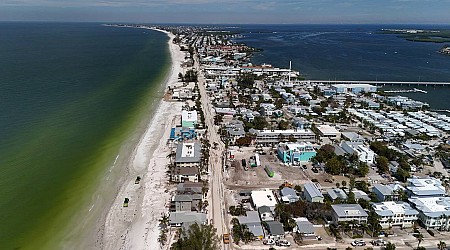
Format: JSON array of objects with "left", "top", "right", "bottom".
[{"left": 301, "top": 80, "right": 450, "bottom": 86}]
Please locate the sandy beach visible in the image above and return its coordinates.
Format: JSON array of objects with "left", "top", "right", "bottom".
[{"left": 96, "top": 29, "right": 184, "bottom": 250}]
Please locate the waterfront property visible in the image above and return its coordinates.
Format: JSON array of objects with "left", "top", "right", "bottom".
[
  {"left": 331, "top": 204, "right": 368, "bottom": 225},
  {"left": 170, "top": 194, "right": 202, "bottom": 212},
  {"left": 169, "top": 211, "right": 207, "bottom": 227},
  {"left": 303, "top": 182, "right": 324, "bottom": 203},
  {"left": 175, "top": 142, "right": 201, "bottom": 168},
  {"left": 331, "top": 83, "right": 377, "bottom": 94},
  {"left": 372, "top": 201, "right": 419, "bottom": 229},
  {"left": 171, "top": 167, "right": 199, "bottom": 183},
  {"left": 276, "top": 142, "right": 316, "bottom": 165},
  {"left": 181, "top": 110, "right": 198, "bottom": 128},
  {"left": 409, "top": 197, "right": 450, "bottom": 230}
]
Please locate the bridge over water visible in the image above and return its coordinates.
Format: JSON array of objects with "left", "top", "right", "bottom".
[{"left": 300, "top": 80, "right": 450, "bottom": 86}]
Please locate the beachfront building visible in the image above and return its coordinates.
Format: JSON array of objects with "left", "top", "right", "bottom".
[
  {"left": 340, "top": 141, "right": 375, "bottom": 164},
  {"left": 175, "top": 142, "right": 201, "bottom": 168},
  {"left": 248, "top": 128, "right": 316, "bottom": 145},
  {"left": 170, "top": 127, "right": 197, "bottom": 141},
  {"left": 331, "top": 204, "right": 368, "bottom": 225},
  {"left": 171, "top": 167, "right": 199, "bottom": 183},
  {"left": 406, "top": 176, "right": 446, "bottom": 197},
  {"left": 315, "top": 125, "right": 341, "bottom": 140},
  {"left": 181, "top": 110, "right": 198, "bottom": 128},
  {"left": 303, "top": 182, "right": 324, "bottom": 203},
  {"left": 170, "top": 194, "right": 202, "bottom": 212},
  {"left": 169, "top": 211, "right": 207, "bottom": 227},
  {"left": 331, "top": 84, "right": 377, "bottom": 94},
  {"left": 409, "top": 197, "right": 450, "bottom": 230},
  {"left": 372, "top": 201, "right": 419, "bottom": 229},
  {"left": 276, "top": 142, "right": 316, "bottom": 165}
]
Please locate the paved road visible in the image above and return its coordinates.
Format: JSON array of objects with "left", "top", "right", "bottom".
[{"left": 195, "top": 56, "right": 228, "bottom": 249}]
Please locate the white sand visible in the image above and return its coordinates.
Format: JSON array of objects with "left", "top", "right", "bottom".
[{"left": 99, "top": 30, "right": 185, "bottom": 250}]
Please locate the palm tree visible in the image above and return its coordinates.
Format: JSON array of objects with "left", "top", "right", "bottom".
[
  {"left": 416, "top": 232, "right": 424, "bottom": 248},
  {"left": 437, "top": 241, "right": 447, "bottom": 250},
  {"left": 159, "top": 214, "right": 170, "bottom": 230},
  {"left": 385, "top": 242, "right": 396, "bottom": 250}
]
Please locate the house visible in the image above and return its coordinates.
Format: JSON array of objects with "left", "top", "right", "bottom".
[
  {"left": 341, "top": 132, "right": 364, "bottom": 143},
  {"left": 372, "top": 201, "right": 419, "bottom": 229},
  {"left": 238, "top": 211, "right": 264, "bottom": 239},
  {"left": 181, "top": 110, "right": 198, "bottom": 128},
  {"left": 409, "top": 197, "right": 450, "bottom": 230},
  {"left": 169, "top": 211, "right": 207, "bottom": 227},
  {"left": 280, "top": 187, "right": 300, "bottom": 204},
  {"left": 251, "top": 189, "right": 278, "bottom": 211},
  {"left": 266, "top": 221, "right": 285, "bottom": 239},
  {"left": 303, "top": 182, "right": 324, "bottom": 203},
  {"left": 406, "top": 177, "right": 446, "bottom": 197},
  {"left": 175, "top": 142, "right": 201, "bottom": 168},
  {"left": 316, "top": 125, "right": 341, "bottom": 140},
  {"left": 171, "top": 167, "right": 199, "bottom": 183},
  {"left": 331, "top": 204, "right": 368, "bottom": 225},
  {"left": 277, "top": 142, "right": 316, "bottom": 165},
  {"left": 349, "top": 189, "right": 371, "bottom": 201},
  {"left": 177, "top": 181, "right": 203, "bottom": 195},
  {"left": 326, "top": 188, "right": 348, "bottom": 202},
  {"left": 225, "top": 120, "right": 246, "bottom": 144},
  {"left": 372, "top": 183, "right": 405, "bottom": 202},
  {"left": 170, "top": 194, "right": 203, "bottom": 212},
  {"left": 340, "top": 141, "right": 375, "bottom": 164},
  {"left": 294, "top": 218, "right": 315, "bottom": 238},
  {"left": 258, "top": 205, "right": 275, "bottom": 222}
]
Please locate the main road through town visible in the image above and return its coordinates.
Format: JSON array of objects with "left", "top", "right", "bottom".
[{"left": 195, "top": 55, "right": 229, "bottom": 250}]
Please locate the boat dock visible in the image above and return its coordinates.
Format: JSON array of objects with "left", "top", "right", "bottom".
[
  {"left": 383, "top": 88, "right": 428, "bottom": 94},
  {"left": 301, "top": 80, "right": 450, "bottom": 87}
]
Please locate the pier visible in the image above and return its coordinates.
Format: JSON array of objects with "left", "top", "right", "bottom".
[
  {"left": 301, "top": 80, "right": 450, "bottom": 87},
  {"left": 383, "top": 88, "right": 428, "bottom": 94}
]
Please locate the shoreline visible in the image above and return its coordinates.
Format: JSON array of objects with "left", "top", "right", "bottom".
[{"left": 92, "top": 28, "right": 184, "bottom": 249}]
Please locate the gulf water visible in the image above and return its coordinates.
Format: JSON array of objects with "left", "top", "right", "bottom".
[
  {"left": 234, "top": 24, "right": 450, "bottom": 109},
  {"left": 0, "top": 22, "right": 169, "bottom": 249}
]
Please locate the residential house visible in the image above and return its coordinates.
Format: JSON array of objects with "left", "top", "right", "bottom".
[
  {"left": 294, "top": 218, "right": 316, "bottom": 238},
  {"left": 170, "top": 194, "right": 203, "bottom": 212},
  {"left": 171, "top": 167, "right": 199, "bottom": 183},
  {"left": 169, "top": 211, "right": 207, "bottom": 227},
  {"left": 341, "top": 141, "right": 375, "bottom": 164},
  {"left": 266, "top": 221, "right": 285, "bottom": 239},
  {"left": 316, "top": 125, "right": 341, "bottom": 140},
  {"left": 326, "top": 188, "right": 348, "bottom": 202},
  {"left": 331, "top": 204, "right": 368, "bottom": 225},
  {"left": 280, "top": 187, "right": 300, "bottom": 204},
  {"left": 372, "top": 183, "right": 405, "bottom": 202},
  {"left": 258, "top": 205, "right": 275, "bottom": 222},
  {"left": 238, "top": 211, "right": 264, "bottom": 239},
  {"left": 303, "top": 182, "right": 324, "bottom": 203}
]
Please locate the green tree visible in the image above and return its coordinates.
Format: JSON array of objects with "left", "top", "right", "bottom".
[
  {"left": 376, "top": 156, "right": 389, "bottom": 173},
  {"left": 385, "top": 242, "right": 396, "bottom": 250},
  {"left": 416, "top": 232, "right": 424, "bottom": 248},
  {"left": 171, "top": 223, "right": 219, "bottom": 250},
  {"left": 437, "top": 241, "right": 447, "bottom": 250}
]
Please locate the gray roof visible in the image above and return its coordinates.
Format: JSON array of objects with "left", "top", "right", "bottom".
[
  {"left": 341, "top": 132, "right": 363, "bottom": 141},
  {"left": 372, "top": 183, "right": 393, "bottom": 196},
  {"left": 296, "top": 220, "right": 315, "bottom": 234},
  {"left": 331, "top": 204, "right": 368, "bottom": 218},
  {"left": 172, "top": 167, "right": 198, "bottom": 175},
  {"left": 327, "top": 188, "right": 348, "bottom": 200},
  {"left": 266, "top": 221, "right": 285, "bottom": 236},
  {"left": 280, "top": 187, "right": 298, "bottom": 197},
  {"left": 175, "top": 142, "right": 201, "bottom": 163},
  {"left": 258, "top": 205, "right": 272, "bottom": 214},
  {"left": 333, "top": 145, "right": 346, "bottom": 156},
  {"left": 177, "top": 182, "right": 203, "bottom": 194},
  {"left": 173, "top": 194, "right": 202, "bottom": 202},
  {"left": 238, "top": 211, "right": 261, "bottom": 224},
  {"left": 169, "top": 212, "right": 207, "bottom": 225},
  {"left": 304, "top": 182, "right": 324, "bottom": 199},
  {"left": 245, "top": 222, "right": 264, "bottom": 237}
]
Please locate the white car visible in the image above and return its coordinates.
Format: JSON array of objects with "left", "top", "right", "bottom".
[
  {"left": 276, "top": 239, "right": 291, "bottom": 247},
  {"left": 263, "top": 239, "right": 275, "bottom": 245}
]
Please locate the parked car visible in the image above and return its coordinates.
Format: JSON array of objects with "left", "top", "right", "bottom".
[
  {"left": 263, "top": 239, "right": 275, "bottom": 245},
  {"left": 351, "top": 240, "right": 366, "bottom": 246},
  {"left": 276, "top": 239, "right": 291, "bottom": 247},
  {"left": 222, "top": 234, "right": 230, "bottom": 244}
]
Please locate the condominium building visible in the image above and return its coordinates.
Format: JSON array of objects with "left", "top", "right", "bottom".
[
  {"left": 249, "top": 128, "right": 316, "bottom": 145},
  {"left": 406, "top": 177, "right": 446, "bottom": 197},
  {"left": 277, "top": 142, "right": 316, "bottom": 165},
  {"left": 372, "top": 201, "right": 419, "bottom": 229},
  {"left": 409, "top": 197, "right": 450, "bottom": 230},
  {"left": 341, "top": 141, "right": 375, "bottom": 164},
  {"left": 175, "top": 142, "right": 201, "bottom": 168}
]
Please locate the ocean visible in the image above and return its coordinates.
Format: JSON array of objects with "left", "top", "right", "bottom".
[
  {"left": 0, "top": 22, "right": 170, "bottom": 249},
  {"left": 233, "top": 24, "right": 450, "bottom": 109}
]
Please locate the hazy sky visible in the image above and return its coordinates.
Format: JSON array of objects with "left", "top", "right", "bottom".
[{"left": 1, "top": 0, "right": 450, "bottom": 24}]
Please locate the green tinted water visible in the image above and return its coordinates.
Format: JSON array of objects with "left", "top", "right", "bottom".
[{"left": 0, "top": 22, "right": 169, "bottom": 249}]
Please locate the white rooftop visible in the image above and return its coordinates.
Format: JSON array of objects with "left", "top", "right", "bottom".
[
  {"left": 317, "top": 125, "right": 340, "bottom": 135},
  {"left": 181, "top": 110, "right": 198, "bottom": 122},
  {"left": 251, "top": 189, "right": 278, "bottom": 209}
]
